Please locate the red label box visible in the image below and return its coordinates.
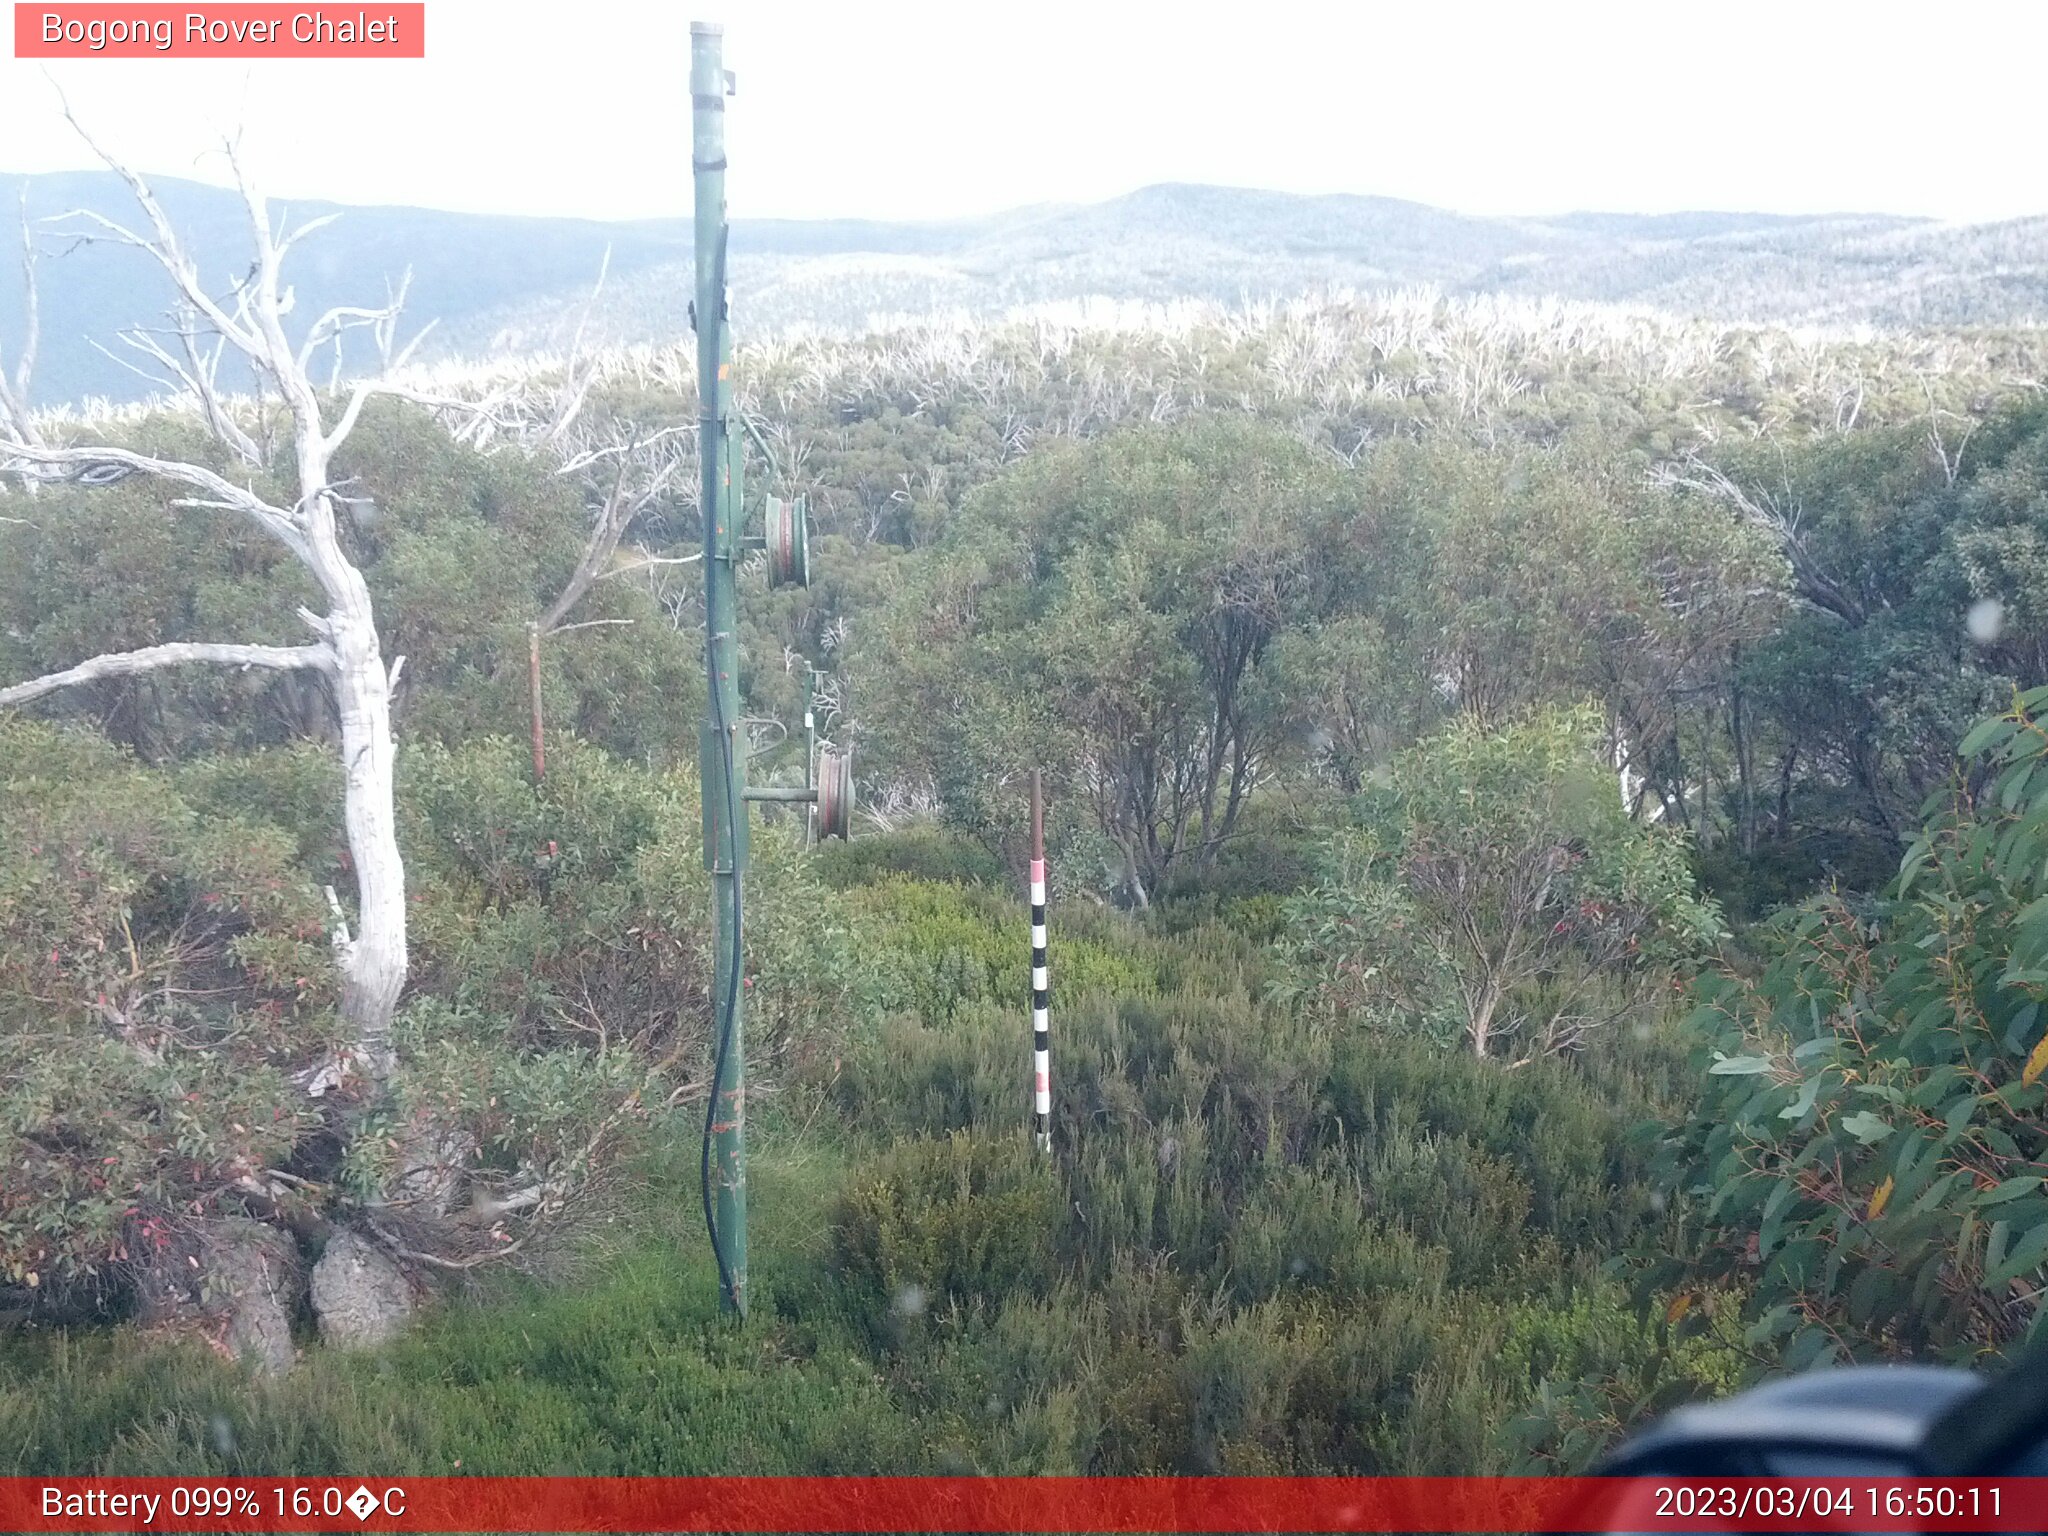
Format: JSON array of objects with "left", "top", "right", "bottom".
[{"left": 14, "top": 4, "right": 425, "bottom": 57}]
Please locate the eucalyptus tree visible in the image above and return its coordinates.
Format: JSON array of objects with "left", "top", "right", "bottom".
[
  {"left": 1662, "top": 400, "right": 2048, "bottom": 851},
  {"left": 1278, "top": 435, "right": 1784, "bottom": 825},
  {"left": 867, "top": 417, "right": 1339, "bottom": 904},
  {"left": 1278, "top": 706, "right": 1716, "bottom": 1060}
]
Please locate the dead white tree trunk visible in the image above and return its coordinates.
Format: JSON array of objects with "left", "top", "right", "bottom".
[
  {"left": 0, "top": 187, "right": 42, "bottom": 450},
  {"left": 539, "top": 426, "right": 694, "bottom": 637},
  {"left": 0, "top": 117, "right": 477, "bottom": 1087},
  {"left": 521, "top": 328, "right": 694, "bottom": 779},
  {"left": 532, "top": 260, "right": 697, "bottom": 638},
  {"left": 1652, "top": 450, "right": 1866, "bottom": 626}
]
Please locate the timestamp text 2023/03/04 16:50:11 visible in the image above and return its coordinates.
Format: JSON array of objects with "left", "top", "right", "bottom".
[{"left": 1644, "top": 1483, "right": 2007, "bottom": 1522}]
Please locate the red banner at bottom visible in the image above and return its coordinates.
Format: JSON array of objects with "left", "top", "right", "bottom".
[{"left": 6, "top": 1476, "right": 2046, "bottom": 1532}]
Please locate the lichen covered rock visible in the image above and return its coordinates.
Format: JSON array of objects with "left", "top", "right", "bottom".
[{"left": 310, "top": 1229, "right": 413, "bottom": 1348}]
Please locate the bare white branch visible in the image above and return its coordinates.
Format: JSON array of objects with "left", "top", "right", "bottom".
[
  {"left": 322, "top": 378, "right": 508, "bottom": 458},
  {"left": 297, "top": 304, "right": 396, "bottom": 376},
  {"left": 596, "top": 549, "right": 703, "bottom": 580},
  {"left": 0, "top": 439, "right": 308, "bottom": 552},
  {"left": 553, "top": 423, "right": 694, "bottom": 478},
  {"left": 322, "top": 885, "right": 354, "bottom": 959},
  {"left": 50, "top": 105, "right": 263, "bottom": 359},
  {"left": 0, "top": 639, "right": 332, "bottom": 707},
  {"left": 277, "top": 210, "right": 342, "bottom": 258},
  {"left": 1652, "top": 451, "right": 1863, "bottom": 625},
  {"left": 542, "top": 246, "right": 612, "bottom": 446},
  {"left": 92, "top": 317, "right": 266, "bottom": 465}
]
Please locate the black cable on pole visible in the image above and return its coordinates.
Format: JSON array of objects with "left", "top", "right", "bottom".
[
  {"left": 699, "top": 224, "right": 743, "bottom": 1314},
  {"left": 700, "top": 852, "right": 743, "bottom": 1312}
]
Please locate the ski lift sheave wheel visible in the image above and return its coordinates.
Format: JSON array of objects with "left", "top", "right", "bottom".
[
  {"left": 816, "top": 747, "right": 853, "bottom": 840},
  {"left": 765, "top": 494, "right": 810, "bottom": 588}
]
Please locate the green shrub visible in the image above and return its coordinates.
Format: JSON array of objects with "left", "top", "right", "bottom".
[
  {"left": 843, "top": 877, "right": 1159, "bottom": 1028},
  {"left": 0, "top": 721, "right": 331, "bottom": 1297},
  {"left": 813, "top": 827, "right": 1004, "bottom": 890},
  {"left": 1324, "top": 1038, "right": 1659, "bottom": 1257},
  {"left": 399, "top": 734, "right": 853, "bottom": 1065},
  {"left": 1652, "top": 686, "right": 2048, "bottom": 1365},
  {"left": 0, "top": 722, "right": 863, "bottom": 1306},
  {"left": 1275, "top": 706, "right": 1717, "bottom": 1059},
  {"left": 175, "top": 744, "right": 346, "bottom": 879},
  {"left": 832, "top": 1131, "right": 1061, "bottom": 1320},
  {"left": 1152, "top": 798, "right": 1338, "bottom": 925}
]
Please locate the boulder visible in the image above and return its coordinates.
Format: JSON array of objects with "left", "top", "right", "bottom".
[
  {"left": 131, "top": 1216, "right": 301, "bottom": 1378},
  {"left": 212, "top": 1219, "right": 300, "bottom": 1378},
  {"left": 310, "top": 1229, "right": 413, "bottom": 1348}
]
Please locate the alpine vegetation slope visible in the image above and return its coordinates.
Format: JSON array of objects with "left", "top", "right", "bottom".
[{"left": 8, "top": 157, "right": 2048, "bottom": 1481}]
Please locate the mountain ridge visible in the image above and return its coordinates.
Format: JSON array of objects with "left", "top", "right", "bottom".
[{"left": 0, "top": 172, "right": 2040, "bottom": 404}]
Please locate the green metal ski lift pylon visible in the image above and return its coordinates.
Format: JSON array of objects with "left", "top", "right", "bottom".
[{"left": 691, "top": 21, "right": 847, "bottom": 1319}]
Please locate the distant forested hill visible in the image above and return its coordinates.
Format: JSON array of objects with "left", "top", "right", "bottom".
[{"left": 4, "top": 171, "right": 2046, "bottom": 404}]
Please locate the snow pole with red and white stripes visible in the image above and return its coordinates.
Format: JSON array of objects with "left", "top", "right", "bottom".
[{"left": 1030, "top": 770, "right": 1051, "bottom": 1152}]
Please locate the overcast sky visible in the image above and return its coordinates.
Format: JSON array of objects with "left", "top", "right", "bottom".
[{"left": 3, "top": 0, "right": 2045, "bottom": 225}]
